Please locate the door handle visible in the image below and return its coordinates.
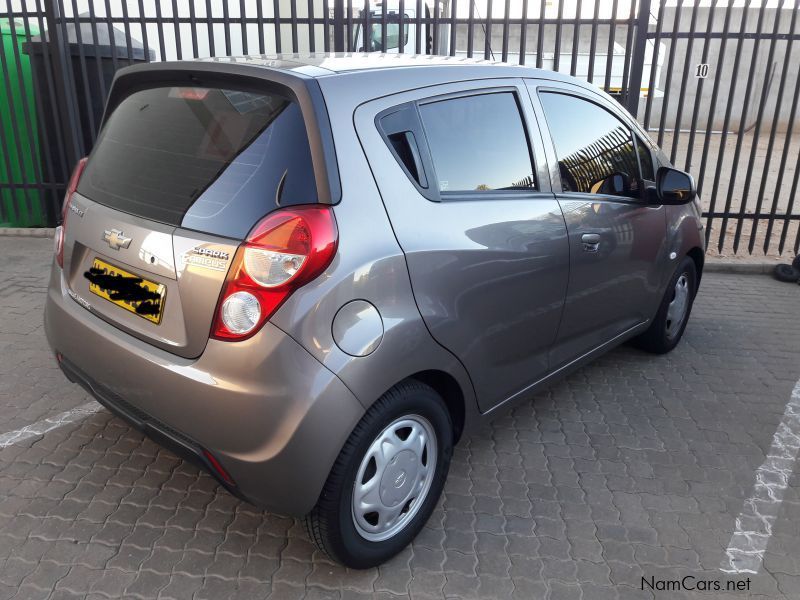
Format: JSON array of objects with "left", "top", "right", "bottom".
[{"left": 581, "top": 233, "right": 601, "bottom": 253}]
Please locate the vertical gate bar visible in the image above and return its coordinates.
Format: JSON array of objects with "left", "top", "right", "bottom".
[
  {"left": 307, "top": 0, "right": 315, "bottom": 53},
  {"left": 0, "top": 8, "right": 39, "bottom": 221},
  {"left": 87, "top": 1, "right": 107, "bottom": 104},
  {"left": 398, "top": 0, "right": 405, "bottom": 53},
  {"left": 241, "top": 0, "right": 249, "bottom": 54},
  {"left": 484, "top": 0, "right": 494, "bottom": 59},
  {"left": 221, "top": 0, "right": 231, "bottom": 55},
  {"left": 120, "top": 0, "right": 134, "bottom": 65},
  {"left": 44, "top": 0, "right": 83, "bottom": 165},
  {"left": 716, "top": 0, "right": 764, "bottom": 253},
  {"left": 137, "top": 0, "right": 151, "bottom": 61},
  {"left": 153, "top": 0, "right": 166, "bottom": 60},
  {"left": 603, "top": 0, "right": 618, "bottom": 93},
  {"left": 347, "top": 0, "right": 354, "bottom": 51},
  {"left": 364, "top": 0, "right": 372, "bottom": 53},
  {"left": 433, "top": 0, "right": 440, "bottom": 54},
  {"left": 623, "top": 0, "right": 653, "bottom": 118},
  {"left": 467, "top": 0, "right": 474, "bottom": 57},
  {"left": 742, "top": 0, "right": 789, "bottom": 253},
  {"left": 257, "top": 0, "right": 267, "bottom": 55},
  {"left": 102, "top": 0, "right": 118, "bottom": 70},
  {"left": 656, "top": 0, "right": 683, "bottom": 147},
  {"left": 190, "top": 0, "right": 203, "bottom": 57},
  {"left": 273, "top": 0, "right": 282, "bottom": 53},
  {"left": 18, "top": 0, "right": 60, "bottom": 215},
  {"left": 766, "top": 0, "right": 800, "bottom": 254},
  {"left": 620, "top": 0, "right": 636, "bottom": 103},
  {"left": 642, "top": 0, "right": 665, "bottom": 129},
  {"left": 570, "top": 0, "right": 580, "bottom": 76},
  {"left": 66, "top": 0, "right": 96, "bottom": 141},
  {"left": 535, "top": 0, "right": 544, "bottom": 67},
  {"left": 553, "top": 0, "right": 563, "bottom": 71},
  {"left": 519, "top": 0, "right": 529, "bottom": 64},
  {"left": 206, "top": 0, "right": 216, "bottom": 56},
  {"left": 684, "top": 0, "right": 717, "bottom": 172},
  {"left": 290, "top": 0, "right": 299, "bottom": 52},
  {"left": 702, "top": 2, "right": 744, "bottom": 245},
  {"left": 587, "top": 0, "right": 600, "bottom": 85},
  {"left": 414, "top": 0, "right": 421, "bottom": 54},
  {"left": 669, "top": 0, "right": 700, "bottom": 163},
  {"left": 32, "top": 0, "right": 69, "bottom": 191},
  {"left": 171, "top": 0, "right": 183, "bottom": 59},
  {"left": 697, "top": 0, "right": 732, "bottom": 198},
  {"left": 323, "top": 0, "right": 331, "bottom": 52},
  {"left": 380, "top": 0, "right": 387, "bottom": 52},
  {"left": 788, "top": 147, "right": 800, "bottom": 250},
  {"left": 501, "top": 0, "right": 510, "bottom": 62},
  {"left": 449, "top": 0, "right": 457, "bottom": 56}
]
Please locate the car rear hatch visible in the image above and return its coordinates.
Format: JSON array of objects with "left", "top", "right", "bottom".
[{"left": 59, "top": 62, "right": 339, "bottom": 359}]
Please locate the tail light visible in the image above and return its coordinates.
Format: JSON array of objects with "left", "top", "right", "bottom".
[
  {"left": 54, "top": 157, "right": 88, "bottom": 269},
  {"left": 211, "top": 205, "right": 338, "bottom": 341}
]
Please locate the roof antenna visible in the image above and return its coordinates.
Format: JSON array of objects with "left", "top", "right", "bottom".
[{"left": 471, "top": 1, "right": 496, "bottom": 60}]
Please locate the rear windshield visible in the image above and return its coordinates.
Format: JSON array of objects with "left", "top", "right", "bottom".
[{"left": 78, "top": 85, "right": 319, "bottom": 239}]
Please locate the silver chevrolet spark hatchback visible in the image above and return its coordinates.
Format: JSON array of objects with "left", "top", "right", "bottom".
[{"left": 45, "top": 54, "right": 704, "bottom": 568}]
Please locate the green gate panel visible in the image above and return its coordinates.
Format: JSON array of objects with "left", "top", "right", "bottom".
[{"left": 0, "top": 18, "right": 42, "bottom": 227}]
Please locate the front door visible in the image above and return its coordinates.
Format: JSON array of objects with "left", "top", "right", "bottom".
[
  {"left": 531, "top": 85, "right": 669, "bottom": 368},
  {"left": 355, "top": 80, "right": 570, "bottom": 411}
]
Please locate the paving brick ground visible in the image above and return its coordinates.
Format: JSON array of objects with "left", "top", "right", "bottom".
[{"left": 0, "top": 236, "right": 799, "bottom": 599}]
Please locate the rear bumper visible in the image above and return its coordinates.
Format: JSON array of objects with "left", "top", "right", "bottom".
[{"left": 44, "top": 266, "right": 364, "bottom": 516}]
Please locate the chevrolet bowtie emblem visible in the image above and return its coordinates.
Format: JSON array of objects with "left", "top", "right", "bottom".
[{"left": 102, "top": 228, "right": 132, "bottom": 251}]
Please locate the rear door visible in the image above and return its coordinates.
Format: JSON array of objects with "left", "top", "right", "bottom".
[
  {"left": 529, "top": 83, "right": 668, "bottom": 368},
  {"left": 355, "top": 79, "right": 569, "bottom": 412},
  {"left": 62, "top": 76, "right": 326, "bottom": 358}
]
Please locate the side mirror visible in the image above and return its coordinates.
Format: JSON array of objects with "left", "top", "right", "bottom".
[{"left": 656, "top": 167, "right": 696, "bottom": 205}]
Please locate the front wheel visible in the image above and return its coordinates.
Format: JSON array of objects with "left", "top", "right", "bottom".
[
  {"left": 633, "top": 256, "right": 698, "bottom": 354},
  {"left": 306, "top": 380, "right": 453, "bottom": 569}
]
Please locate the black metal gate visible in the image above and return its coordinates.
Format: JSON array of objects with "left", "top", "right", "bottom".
[{"left": 0, "top": 0, "right": 798, "bottom": 257}]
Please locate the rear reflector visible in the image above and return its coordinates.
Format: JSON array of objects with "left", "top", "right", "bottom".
[{"left": 202, "top": 449, "right": 235, "bottom": 486}]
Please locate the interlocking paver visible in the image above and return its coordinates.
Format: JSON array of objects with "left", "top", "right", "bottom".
[{"left": 1, "top": 236, "right": 800, "bottom": 598}]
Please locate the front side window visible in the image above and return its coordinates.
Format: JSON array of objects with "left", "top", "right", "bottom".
[
  {"left": 418, "top": 92, "right": 536, "bottom": 193},
  {"left": 539, "top": 92, "right": 642, "bottom": 199}
]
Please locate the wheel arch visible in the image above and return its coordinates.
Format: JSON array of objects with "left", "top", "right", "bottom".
[{"left": 407, "top": 370, "right": 466, "bottom": 444}]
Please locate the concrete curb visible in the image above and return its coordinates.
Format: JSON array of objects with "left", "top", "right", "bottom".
[
  {"left": 0, "top": 227, "right": 55, "bottom": 238},
  {"left": 703, "top": 260, "right": 780, "bottom": 275},
  {"left": 0, "top": 227, "right": 790, "bottom": 276}
]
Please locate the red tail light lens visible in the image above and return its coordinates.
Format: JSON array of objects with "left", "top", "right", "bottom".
[
  {"left": 55, "top": 157, "right": 88, "bottom": 269},
  {"left": 211, "top": 205, "right": 338, "bottom": 341}
]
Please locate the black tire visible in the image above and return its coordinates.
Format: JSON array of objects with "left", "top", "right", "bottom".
[
  {"left": 633, "top": 256, "right": 697, "bottom": 354},
  {"left": 773, "top": 263, "right": 800, "bottom": 283},
  {"left": 305, "top": 380, "right": 453, "bottom": 569},
  {"left": 792, "top": 254, "right": 800, "bottom": 273}
]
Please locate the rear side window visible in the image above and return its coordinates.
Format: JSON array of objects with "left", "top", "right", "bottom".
[
  {"left": 418, "top": 92, "right": 536, "bottom": 193},
  {"left": 79, "top": 86, "right": 319, "bottom": 239}
]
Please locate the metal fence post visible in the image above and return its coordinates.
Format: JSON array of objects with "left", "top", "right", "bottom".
[
  {"left": 625, "top": 0, "right": 652, "bottom": 117},
  {"left": 41, "top": 0, "right": 82, "bottom": 170},
  {"left": 333, "top": 0, "right": 346, "bottom": 51}
]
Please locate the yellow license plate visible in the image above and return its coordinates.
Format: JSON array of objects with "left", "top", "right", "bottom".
[{"left": 86, "top": 258, "right": 167, "bottom": 324}]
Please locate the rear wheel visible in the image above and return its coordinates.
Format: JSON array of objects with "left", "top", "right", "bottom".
[
  {"left": 633, "top": 256, "right": 697, "bottom": 354},
  {"left": 306, "top": 380, "right": 452, "bottom": 568}
]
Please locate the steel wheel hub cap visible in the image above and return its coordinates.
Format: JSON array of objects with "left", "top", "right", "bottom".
[
  {"left": 352, "top": 415, "right": 437, "bottom": 542},
  {"left": 666, "top": 273, "right": 690, "bottom": 338}
]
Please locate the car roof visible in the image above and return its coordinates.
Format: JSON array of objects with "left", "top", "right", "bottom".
[{"left": 202, "top": 52, "right": 579, "bottom": 81}]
